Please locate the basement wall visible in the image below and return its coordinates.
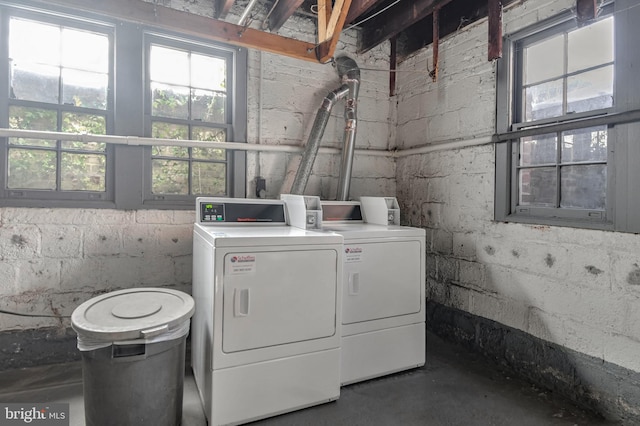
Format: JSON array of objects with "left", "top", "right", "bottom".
[
  {"left": 395, "top": 0, "right": 640, "bottom": 421},
  {"left": 0, "top": 1, "right": 394, "bottom": 346}
]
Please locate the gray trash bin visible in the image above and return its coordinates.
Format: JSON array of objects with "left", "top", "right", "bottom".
[{"left": 71, "top": 288, "right": 195, "bottom": 426}]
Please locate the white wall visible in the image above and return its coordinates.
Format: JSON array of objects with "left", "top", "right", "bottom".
[
  {"left": 395, "top": 0, "right": 640, "bottom": 373},
  {"left": 0, "top": 1, "right": 395, "bottom": 331}
]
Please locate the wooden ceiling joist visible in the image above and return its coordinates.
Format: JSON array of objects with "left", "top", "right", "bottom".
[
  {"left": 315, "top": 0, "right": 353, "bottom": 62},
  {"left": 215, "top": 0, "right": 236, "bottom": 19},
  {"left": 268, "top": 0, "right": 305, "bottom": 31},
  {"left": 34, "top": 0, "right": 329, "bottom": 63},
  {"left": 576, "top": 0, "right": 598, "bottom": 24},
  {"left": 359, "top": 0, "right": 454, "bottom": 53},
  {"left": 345, "top": 0, "right": 381, "bottom": 24},
  {"left": 488, "top": 0, "right": 503, "bottom": 61}
]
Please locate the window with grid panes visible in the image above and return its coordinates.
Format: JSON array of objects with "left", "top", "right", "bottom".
[
  {"left": 492, "top": 2, "right": 640, "bottom": 230},
  {"left": 515, "top": 17, "right": 613, "bottom": 214},
  {"left": 0, "top": 2, "right": 247, "bottom": 208},
  {"left": 147, "top": 41, "right": 231, "bottom": 199},
  {"left": 5, "top": 15, "right": 112, "bottom": 200}
]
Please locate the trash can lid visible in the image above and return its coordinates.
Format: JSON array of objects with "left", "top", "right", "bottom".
[{"left": 71, "top": 288, "right": 195, "bottom": 341}]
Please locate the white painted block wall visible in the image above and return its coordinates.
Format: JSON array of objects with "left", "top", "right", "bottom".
[
  {"left": 396, "top": 0, "right": 640, "bottom": 373},
  {"left": 0, "top": 1, "right": 395, "bottom": 331}
]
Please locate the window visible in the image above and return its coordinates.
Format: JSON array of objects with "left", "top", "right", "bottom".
[
  {"left": 495, "top": 1, "right": 640, "bottom": 232},
  {"left": 0, "top": 3, "right": 247, "bottom": 209},
  {"left": 4, "top": 14, "right": 112, "bottom": 202},
  {"left": 147, "top": 40, "right": 230, "bottom": 199}
]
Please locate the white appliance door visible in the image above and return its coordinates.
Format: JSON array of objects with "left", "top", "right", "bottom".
[
  {"left": 222, "top": 249, "right": 338, "bottom": 353},
  {"left": 343, "top": 240, "right": 421, "bottom": 324}
]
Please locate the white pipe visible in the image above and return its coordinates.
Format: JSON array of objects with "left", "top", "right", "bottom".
[
  {"left": 394, "top": 135, "right": 495, "bottom": 157},
  {"left": 0, "top": 128, "right": 391, "bottom": 156}
]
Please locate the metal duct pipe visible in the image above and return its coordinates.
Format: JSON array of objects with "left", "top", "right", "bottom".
[
  {"left": 238, "top": 0, "right": 260, "bottom": 26},
  {"left": 335, "top": 56, "right": 360, "bottom": 201},
  {"left": 290, "top": 56, "right": 361, "bottom": 198},
  {"left": 290, "top": 84, "right": 349, "bottom": 194}
]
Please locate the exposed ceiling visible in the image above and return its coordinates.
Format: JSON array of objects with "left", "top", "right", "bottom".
[
  {"left": 43, "top": 0, "right": 598, "bottom": 66},
  {"left": 216, "top": 0, "right": 519, "bottom": 62}
]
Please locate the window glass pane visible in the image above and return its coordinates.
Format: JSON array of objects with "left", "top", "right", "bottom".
[
  {"left": 192, "top": 89, "right": 226, "bottom": 122},
  {"left": 191, "top": 53, "right": 226, "bottom": 90},
  {"left": 567, "top": 66, "right": 613, "bottom": 114},
  {"left": 150, "top": 45, "right": 189, "bottom": 86},
  {"left": 192, "top": 126, "right": 226, "bottom": 160},
  {"left": 152, "top": 121, "right": 189, "bottom": 140},
  {"left": 152, "top": 122, "right": 189, "bottom": 157},
  {"left": 8, "top": 148, "right": 57, "bottom": 190},
  {"left": 524, "top": 34, "right": 564, "bottom": 85},
  {"left": 192, "top": 162, "right": 225, "bottom": 195},
  {"left": 520, "top": 133, "right": 557, "bottom": 166},
  {"left": 519, "top": 168, "right": 557, "bottom": 206},
  {"left": 9, "top": 106, "right": 57, "bottom": 147},
  {"left": 11, "top": 63, "right": 59, "bottom": 103},
  {"left": 152, "top": 159, "right": 189, "bottom": 194},
  {"left": 9, "top": 19, "right": 60, "bottom": 65},
  {"left": 61, "top": 113, "right": 106, "bottom": 150},
  {"left": 562, "top": 126, "right": 607, "bottom": 163},
  {"left": 61, "top": 153, "right": 106, "bottom": 191},
  {"left": 62, "top": 69, "right": 108, "bottom": 109},
  {"left": 560, "top": 165, "right": 606, "bottom": 209},
  {"left": 151, "top": 82, "right": 189, "bottom": 119},
  {"left": 568, "top": 17, "right": 613, "bottom": 73},
  {"left": 61, "top": 28, "right": 109, "bottom": 72},
  {"left": 524, "top": 79, "right": 563, "bottom": 121},
  {"left": 152, "top": 145, "right": 189, "bottom": 158}
]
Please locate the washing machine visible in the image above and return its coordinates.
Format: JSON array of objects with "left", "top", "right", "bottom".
[
  {"left": 282, "top": 195, "right": 425, "bottom": 385},
  {"left": 191, "top": 197, "right": 343, "bottom": 425}
]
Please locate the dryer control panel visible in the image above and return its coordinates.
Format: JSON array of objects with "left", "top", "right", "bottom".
[{"left": 197, "top": 198, "right": 286, "bottom": 225}]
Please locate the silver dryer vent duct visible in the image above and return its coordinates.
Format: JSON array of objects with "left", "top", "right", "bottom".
[{"left": 290, "top": 56, "right": 360, "bottom": 201}]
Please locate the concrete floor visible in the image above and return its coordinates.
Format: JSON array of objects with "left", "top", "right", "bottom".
[{"left": 0, "top": 332, "right": 618, "bottom": 426}]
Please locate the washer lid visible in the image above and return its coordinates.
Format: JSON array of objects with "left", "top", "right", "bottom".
[{"left": 71, "top": 288, "right": 195, "bottom": 341}]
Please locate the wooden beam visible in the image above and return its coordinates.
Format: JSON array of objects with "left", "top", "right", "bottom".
[
  {"left": 325, "top": 0, "right": 348, "bottom": 41},
  {"left": 215, "top": 0, "right": 236, "bottom": 19},
  {"left": 359, "top": 0, "right": 454, "bottom": 53},
  {"left": 316, "top": 0, "right": 353, "bottom": 62},
  {"left": 389, "top": 35, "right": 397, "bottom": 97},
  {"left": 576, "top": 0, "right": 598, "bottom": 25},
  {"left": 488, "top": 0, "right": 503, "bottom": 60},
  {"left": 432, "top": 8, "right": 439, "bottom": 82},
  {"left": 268, "top": 0, "right": 305, "bottom": 31},
  {"left": 33, "top": 0, "right": 321, "bottom": 63},
  {"left": 317, "top": 0, "right": 329, "bottom": 41},
  {"left": 345, "top": 0, "right": 382, "bottom": 24}
]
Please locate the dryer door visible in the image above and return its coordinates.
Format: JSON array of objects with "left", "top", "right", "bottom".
[
  {"left": 343, "top": 240, "right": 421, "bottom": 324},
  {"left": 221, "top": 248, "right": 338, "bottom": 353}
]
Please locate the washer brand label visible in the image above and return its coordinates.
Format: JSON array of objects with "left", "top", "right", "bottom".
[
  {"left": 227, "top": 254, "right": 256, "bottom": 275},
  {"left": 1, "top": 404, "right": 69, "bottom": 425},
  {"left": 345, "top": 246, "right": 363, "bottom": 263}
]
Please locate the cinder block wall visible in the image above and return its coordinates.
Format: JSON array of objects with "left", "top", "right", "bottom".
[
  {"left": 0, "top": 2, "right": 395, "bottom": 337},
  {"left": 395, "top": 0, "right": 640, "bottom": 420}
]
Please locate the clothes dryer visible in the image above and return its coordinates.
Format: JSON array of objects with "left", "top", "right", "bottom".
[
  {"left": 191, "top": 198, "right": 343, "bottom": 425},
  {"left": 282, "top": 195, "right": 425, "bottom": 385}
]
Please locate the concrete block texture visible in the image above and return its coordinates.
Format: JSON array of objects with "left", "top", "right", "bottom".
[
  {"left": 0, "top": 209, "right": 194, "bottom": 331},
  {"left": 428, "top": 301, "right": 640, "bottom": 424},
  {"left": 394, "top": 0, "right": 640, "bottom": 379}
]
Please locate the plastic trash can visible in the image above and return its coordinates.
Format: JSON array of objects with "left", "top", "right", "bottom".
[{"left": 71, "top": 288, "right": 195, "bottom": 426}]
